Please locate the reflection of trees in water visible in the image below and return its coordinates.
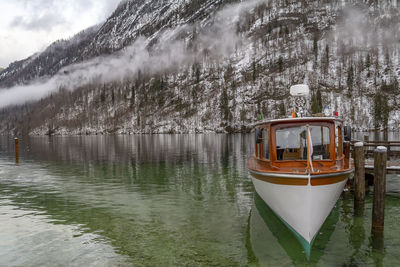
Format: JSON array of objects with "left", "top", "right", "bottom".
[
  {"left": 2, "top": 134, "right": 255, "bottom": 201},
  {"left": 0, "top": 182, "right": 243, "bottom": 266},
  {"left": 342, "top": 194, "right": 390, "bottom": 266},
  {"left": 0, "top": 134, "right": 259, "bottom": 265},
  {"left": 15, "top": 134, "right": 253, "bottom": 166},
  {"left": 348, "top": 205, "right": 366, "bottom": 266},
  {"left": 248, "top": 192, "right": 388, "bottom": 266}
]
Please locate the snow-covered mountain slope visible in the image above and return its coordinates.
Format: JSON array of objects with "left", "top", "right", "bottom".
[
  {"left": 0, "top": 25, "right": 100, "bottom": 88},
  {"left": 0, "top": 0, "right": 234, "bottom": 88},
  {"left": 80, "top": 0, "right": 233, "bottom": 58},
  {"left": 0, "top": 0, "right": 399, "bottom": 135}
]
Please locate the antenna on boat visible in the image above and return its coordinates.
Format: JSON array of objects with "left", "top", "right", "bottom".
[{"left": 290, "top": 84, "right": 310, "bottom": 117}]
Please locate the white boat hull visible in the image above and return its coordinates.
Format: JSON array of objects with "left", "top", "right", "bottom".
[{"left": 250, "top": 172, "right": 348, "bottom": 244}]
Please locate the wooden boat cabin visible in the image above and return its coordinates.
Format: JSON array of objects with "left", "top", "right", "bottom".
[{"left": 248, "top": 117, "right": 351, "bottom": 178}]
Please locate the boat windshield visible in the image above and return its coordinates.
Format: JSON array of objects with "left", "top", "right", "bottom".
[{"left": 276, "top": 125, "right": 330, "bottom": 160}]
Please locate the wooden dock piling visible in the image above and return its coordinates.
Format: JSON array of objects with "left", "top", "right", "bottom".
[
  {"left": 353, "top": 142, "right": 365, "bottom": 204},
  {"left": 363, "top": 135, "right": 369, "bottom": 153},
  {"left": 14, "top": 137, "right": 19, "bottom": 164},
  {"left": 372, "top": 146, "right": 387, "bottom": 234},
  {"left": 343, "top": 141, "right": 350, "bottom": 168}
]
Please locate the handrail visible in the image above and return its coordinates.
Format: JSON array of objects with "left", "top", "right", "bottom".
[{"left": 350, "top": 140, "right": 400, "bottom": 146}]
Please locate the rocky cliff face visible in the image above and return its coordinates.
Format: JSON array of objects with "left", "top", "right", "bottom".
[{"left": 0, "top": 0, "right": 399, "bottom": 135}]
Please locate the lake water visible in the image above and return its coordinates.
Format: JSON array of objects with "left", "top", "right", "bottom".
[{"left": 0, "top": 134, "right": 399, "bottom": 266}]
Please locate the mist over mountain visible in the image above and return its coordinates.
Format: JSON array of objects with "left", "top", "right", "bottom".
[{"left": 0, "top": 0, "right": 399, "bottom": 135}]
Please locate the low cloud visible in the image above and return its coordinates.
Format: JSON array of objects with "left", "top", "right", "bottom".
[
  {"left": 0, "top": 78, "right": 59, "bottom": 108},
  {"left": 0, "top": 0, "right": 267, "bottom": 109}
]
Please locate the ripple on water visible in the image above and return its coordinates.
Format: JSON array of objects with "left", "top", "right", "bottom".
[
  {"left": 1, "top": 135, "right": 400, "bottom": 266},
  {"left": 0, "top": 201, "right": 128, "bottom": 266}
]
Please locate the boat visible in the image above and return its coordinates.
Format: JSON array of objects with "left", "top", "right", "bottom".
[{"left": 246, "top": 84, "right": 353, "bottom": 258}]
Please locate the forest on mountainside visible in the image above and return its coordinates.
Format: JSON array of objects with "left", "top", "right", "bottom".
[{"left": 0, "top": 0, "right": 399, "bottom": 135}]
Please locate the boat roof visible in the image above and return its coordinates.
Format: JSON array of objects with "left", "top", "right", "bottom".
[{"left": 254, "top": 116, "right": 343, "bottom": 127}]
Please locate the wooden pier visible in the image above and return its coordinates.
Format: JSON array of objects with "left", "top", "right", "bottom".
[
  {"left": 351, "top": 140, "right": 400, "bottom": 174},
  {"left": 350, "top": 158, "right": 400, "bottom": 174},
  {"left": 364, "top": 159, "right": 400, "bottom": 174}
]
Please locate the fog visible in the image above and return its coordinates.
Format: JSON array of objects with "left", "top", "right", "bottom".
[
  {"left": 0, "top": 0, "right": 267, "bottom": 109},
  {"left": 1, "top": 0, "right": 397, "bottom": 109}
]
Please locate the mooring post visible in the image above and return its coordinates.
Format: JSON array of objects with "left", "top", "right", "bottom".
[
  {"left": 371, "top": 146, "right": 387, "bottom": 237},
  {"left": 363, "top": 135, "right": 369, "bottom": 154},
  {"left": 354, "top": 142, "right": 365, "bottom": 202},
  {"left": 14, "top": 137, "right": 19, "bottom": 164},
  {"left": 343, "top": 141, "right": 352, "bottom": 191},
  {"left": 344, "top": 141, "right": 350, "bottom": 169}
]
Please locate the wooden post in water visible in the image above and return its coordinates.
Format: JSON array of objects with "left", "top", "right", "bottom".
[
  {"left": 343, "top": 141, "right": 350, "bottom": 169},
  {"left": 354, "top": 142, "right": 365, "bottom": 204},
  {"left": 343, "top": 141, "right": 351, "bottom": 191},
  {"left": 371, "top": 146, "right": 387, "bottom": 240},
  {"left": 14, "top": 137, "right": 19, "bottom": 164},
  {"left": 363, "top": 135, "right": 369, "bottom": 154}
]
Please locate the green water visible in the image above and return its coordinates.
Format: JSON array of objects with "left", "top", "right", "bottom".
[{"left": 0, "top": 135, "right": 399, "bottom": 266}]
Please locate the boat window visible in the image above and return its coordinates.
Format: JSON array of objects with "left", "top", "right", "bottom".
[
  {"left": 276, "top": 125, "right": 330, "bottom": 160},
  {"left": 255, "top": 127, "right": 269, "bottom": 160},
  {"left": 336, "top": 125, "right": 343, "bottom": 158},
  {"left": 263, "top": 128, "right": 269, "bottom": 160},
  {"left": 309, "top": 126, "right": 330, "bottom": 160},
  {"left": 255, "top": 128, "right": 263, "bottom": 158},
  {"left": 276, "top": 126, "right": 307, "bottom": 160}
]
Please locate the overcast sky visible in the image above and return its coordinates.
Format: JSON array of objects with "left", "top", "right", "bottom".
[{"left": 0, "top": 0, "right": 121, "bottom": 68}]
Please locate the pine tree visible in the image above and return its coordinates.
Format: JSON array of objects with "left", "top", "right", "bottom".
[
  {"left": 100, "top": 86, "right": 106, "bottom": 103},
  {"left": 316, "top": 89, "right": 322, "bottom": 112},
  {"left": 278, "top": 56, "right": 283, "bottom": 72},
  {"left": 366, "top": 53, "right": 370, "bottom": 69},
  {"left": 374, "top": 92, "right": 382, "bottom": 129},
  {"left": 325, "top": 44, "right": 329, "bottom": 64},
  {"left": 279, "top": 102, "right": 285, "bottom": 117},
  {"left": 220, "top": 87, "right": 230, "bottom": 120},
  {"left": 347, "top": 64, "right": 354, "bottom": 93},
  {"left": 322, "top": 44, "right": 329, "bottom": 75},
  {"left": 130, "top": 86, "right": 135, "bottom": 108},
  {"left": 382, "top": 94, "right": 389, "bottom": 130},
  {"left": 195, "top": 67, "right": 201, "bottom": 83},
  {"left": 313, "top": 31, "right": 319, "bottom": 60},
  {"left": 252, "top": 60, "right": 257, "bottom": 82},
  {"left": 311, "top": 89, "right": 322, "bottom": 114}
]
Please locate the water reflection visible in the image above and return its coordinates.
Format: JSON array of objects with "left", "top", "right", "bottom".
[
  {"left": 248, "top": 193, "right": 339, "bottom": 266},
  {"left": 349, "top": 205, "right": 366, "bottom": 265},
  {"left": 0, "top": 135, "right": 399, "bottom": 266},
  {"left": 248, "top": 189, "right": 400, "bottom": 266},
  {"left": 0, "top": 135, "right": 255, "bottom": 266}
]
